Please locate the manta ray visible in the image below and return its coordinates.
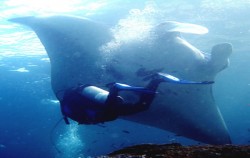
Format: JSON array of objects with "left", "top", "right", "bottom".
[{"left": 9, "top": 15, "right": 232, "bottom": 144}]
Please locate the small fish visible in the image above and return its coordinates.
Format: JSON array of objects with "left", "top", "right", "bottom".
[
  {"left": 122, "top": 130, "right": 130, "bottom": 134},
  {"left": 119, "top": 142, "right": 125, "bottom": 148},
  {"left": 111, "top": 144, "right": 119, "bottom": 149},
  {"left": 173, "top": 92, "right": 178, "bottom": 96},
  {"left": 185, "top": 90, "right": 190, "bottom": 94},
  {"left": 97, "top": 124, "right": 106, "bottom": 128},
  {"left": 92, "top": 140, "right": 98, "bottom": 144}
]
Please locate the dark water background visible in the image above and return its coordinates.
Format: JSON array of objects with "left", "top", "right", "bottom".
[{"left": 0, "top": 0, "right": 250, "bottom": 157}]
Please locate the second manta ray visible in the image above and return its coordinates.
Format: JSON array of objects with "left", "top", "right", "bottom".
[
  {"left": 61, "top": 73, "right": 214, "bottom": 124},
  {"left": 9, "top": 15, "right": 232, "bottom": 145}
]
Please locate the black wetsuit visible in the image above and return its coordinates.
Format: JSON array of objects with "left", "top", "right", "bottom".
[{"left": 60, "top": 77, "right": 162, "bottom": 125}]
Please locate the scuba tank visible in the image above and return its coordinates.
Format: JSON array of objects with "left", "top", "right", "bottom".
[
  {"left": 81, "top": 86, "right": 109, "bottom": 104},
  {"left": 80, "top": 83, "right": 156, "bottom": 105}
]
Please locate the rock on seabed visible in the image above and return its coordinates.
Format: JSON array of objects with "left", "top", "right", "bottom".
[{"left": 98, "top": 143, "right": 250, "bottom": 158}]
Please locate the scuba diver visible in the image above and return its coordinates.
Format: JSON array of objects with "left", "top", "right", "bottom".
[{"left": 60, "top": 73, "right": 214, "bottom": 125}]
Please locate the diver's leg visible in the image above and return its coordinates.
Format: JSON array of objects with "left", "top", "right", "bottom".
[
  {"left": 108, "top": 73, "right": 214, "bottom": 116},
  {"left": 135, "top": 76, "right": 161, "bottom": 111},
  {"left": 106, "top": 75, "right": 163, "bottom": 116},
  {"left": 115, "top": 80, "right": 160, "bottom": 116},
  {"left": 105, "top": 82, "right": 156, "bottom": 106},
  {"left": 131, "top": 73, "right": 180, "bottom": 111},
  {"left": 105, "top": 83, "right": 121, "bottom": 106},
  {"left": 136, "top": 72, "right": 215, "bottom": 110},
  {"left": 105, "top": 82, "right": 155, "bottom": 116}
]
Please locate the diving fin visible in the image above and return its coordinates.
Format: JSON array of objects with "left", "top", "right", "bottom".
[
  {"left": 157, "top": 73, "right": 214, "bottom": 84},
  {"left": 107, "top": 82, "right": 156, "bottom": 94}
]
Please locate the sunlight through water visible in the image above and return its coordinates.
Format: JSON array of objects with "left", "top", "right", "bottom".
[{"left": 0, "top": 0, "right": 109, "bottom": 57}]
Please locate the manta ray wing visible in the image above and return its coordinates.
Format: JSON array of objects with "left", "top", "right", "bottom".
[{"left": 9, "top": 15, "right": 232, "bottom": 144}]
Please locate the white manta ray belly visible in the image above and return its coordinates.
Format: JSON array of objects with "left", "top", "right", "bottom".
[{"left": 9, "top": 15, "right": 232, "bottom": 144}]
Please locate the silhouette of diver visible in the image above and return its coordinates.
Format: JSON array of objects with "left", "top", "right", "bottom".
[{"left": 60, "top": 73, "right": 214, "bottom": 124}]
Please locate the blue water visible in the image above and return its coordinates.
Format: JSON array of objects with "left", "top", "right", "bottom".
[{"left": 0, "top": 0, "right": 250, "bottom": 157}]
